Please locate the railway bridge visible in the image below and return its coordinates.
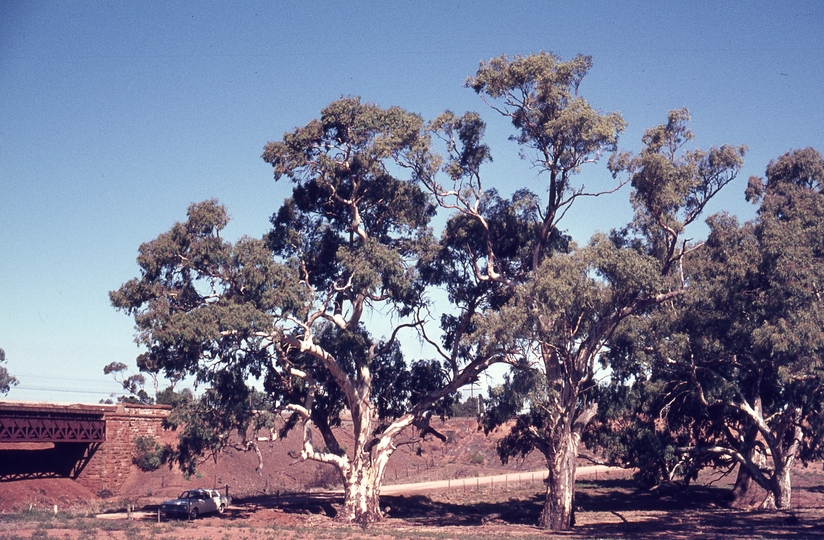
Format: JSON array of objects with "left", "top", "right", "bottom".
[{"left": 0, "top": 401, "right": 170, "bottom": 495}]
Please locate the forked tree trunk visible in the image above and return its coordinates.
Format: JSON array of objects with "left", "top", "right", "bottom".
[
  {"left": 732, "top": 402, "right": 800, "bottom": 511},
  {"left": 728, "top": 440, "right": 795, "bottom": 511},
  {"left": 730, "top": 426, "right": 769, "bottom": 509},
  {"left": 336, "top": 394, "right": 386, "bottom": 524},
  {"left": 334, "top": 395, "right": 405, "bottom": 524}
]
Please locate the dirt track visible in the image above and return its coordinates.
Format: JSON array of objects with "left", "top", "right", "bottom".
[{"left": 370, "top": 464, "right": 616, "bottom": 495}]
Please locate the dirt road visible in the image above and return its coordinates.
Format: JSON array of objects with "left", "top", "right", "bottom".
[{"left": 339, "top": 464, "right": 621, "bottom": 495}]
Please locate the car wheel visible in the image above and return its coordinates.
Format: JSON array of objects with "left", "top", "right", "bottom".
[
  {"left": 218, "top": 503, "right": 226, "bottom": 514},
  {"left": 189, "top": 507, "right": 198, "bottom": 520}
]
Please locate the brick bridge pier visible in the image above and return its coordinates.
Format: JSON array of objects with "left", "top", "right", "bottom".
[{"left": 0, "top": 401, "right": 170, "bottom": 495}]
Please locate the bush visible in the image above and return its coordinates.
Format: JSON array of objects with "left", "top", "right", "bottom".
[
  {"left": 132, "top": 435, "right": 171, "bottom": 471},
  {"left": 452, "top": 396, "right": 484, "bottom": 418}
]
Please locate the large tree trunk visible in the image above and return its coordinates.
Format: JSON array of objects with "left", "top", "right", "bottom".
[
  {"left": 730, "top": 424, "right": 769, "bottom": 509},
  {"left": 536, "top": 399, "right": 596, "bottom": 531},
  {"left": 335, "top": 390, "right": 402, "bottom": 524},
  {"left": 337, "top": 390, "right": 385, "bottom": 524},
  {"left": 337, "top": 434, "right": 397, "bottom": 523},
  {"left": 730, "top": 465, "right": 769, "bottom": 509},
  {"left": 340, "top": 454, "right": 383, "bottom": 523},
  {"left": 773, "top": 462, "right": 792, "bottom": 509},
  {"left": 538, "top": 433, "right": 578, "bottom": 530}
]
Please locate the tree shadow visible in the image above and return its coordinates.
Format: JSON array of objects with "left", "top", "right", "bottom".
[
  {"left": 575, "top": 478, "right": 732, "bottom": 513},
  {"left": 234, "top": 480, "right": 824, "bottom": 537},
  {"left": 380, "top": 493, "right": 542, "bottom": 526},
  {"left": 575, "top": 508, "right": 824, "bottom": 539}
]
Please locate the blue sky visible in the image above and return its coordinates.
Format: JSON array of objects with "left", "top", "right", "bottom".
[{"left": 1, "top": 1, "right": 822, "bottom": 403}]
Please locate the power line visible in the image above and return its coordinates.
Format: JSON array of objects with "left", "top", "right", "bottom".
[
  {"left": 13, "top": 385, "right": 113, "bottom": 395},
  {"left": 14, "top": 373, "right": 121, "bottom": 385}
]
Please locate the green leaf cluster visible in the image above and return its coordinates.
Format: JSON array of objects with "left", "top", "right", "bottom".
[
  {"left": 0, "top": 348, "right": 18, "bottom": 396},
  {"left": 599, "top": 148, "right": 824, "bottom": 492}
]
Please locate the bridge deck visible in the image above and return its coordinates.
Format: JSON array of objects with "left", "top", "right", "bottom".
[{"left": 0, "top": 404, "right": 105, "bottom": 443}]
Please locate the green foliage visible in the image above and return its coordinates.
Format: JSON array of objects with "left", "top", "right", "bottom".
[
  {"left": 604, "top": 148, "right": 824, "bottom": 497},
  {"left": 102, "top": 361, "right": 155, "bottom": 404},
  {"left": 0, "top": 347, "right": 19, "bottom": 395},
  {"left": 132, "top": 435, "right": 171, "bottom": 471},
  {"left": 609, "top": 108, "right": 746, "bottom": 271},
  {"left": 585, "top": 380, "right": 697, "bottom": 487},
  {"left": 467, "top": 52, "right": 625, "bottom": 176},
  {"left": 155, "top": 386, "right": 194, "bottom": 407},
  {"left": 465, "top": 52, "right": 626, "bottom": 268},
  {"left": 450, "top": 395, "right": 484, "bottom": 418},
  {"left": 164, "top": 386, "right": 275, "bottom": 476},
  {"left": 112, "top": 97, "right": 461, "bottom": 497}
]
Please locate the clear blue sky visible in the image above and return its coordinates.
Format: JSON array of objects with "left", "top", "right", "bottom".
[{"left": 1, "top": 1, "right": 822, "bottom": 403}]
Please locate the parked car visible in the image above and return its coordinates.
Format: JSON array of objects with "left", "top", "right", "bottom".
[{"left": 159, "top": 488, "right": 230, "bottom": 519}]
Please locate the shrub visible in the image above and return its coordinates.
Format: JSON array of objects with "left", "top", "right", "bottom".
[{"left": 132, "top": 435, "right": 171, "bottom": 471}]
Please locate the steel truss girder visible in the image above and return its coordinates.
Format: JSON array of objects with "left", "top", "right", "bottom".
[{"left": 0, "top": 416, "right": 105, "bottom": 443}]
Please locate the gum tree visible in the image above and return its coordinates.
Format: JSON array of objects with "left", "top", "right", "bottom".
[
  {"left": 112, "top": 97, "right": 514, "bottom": 523},
  {"left": 626, "top": 148, "right": 824, "bottom": 509},
  {"left": 458, "top": 78, "right": 745, "bottom": 528},
  {"left": 425, "top": 52, "right": 632, "bottom": 530}
]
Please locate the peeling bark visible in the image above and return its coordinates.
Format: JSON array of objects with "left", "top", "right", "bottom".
[{"left": 539, "top": 434, "right": 578, "bottom": 530}]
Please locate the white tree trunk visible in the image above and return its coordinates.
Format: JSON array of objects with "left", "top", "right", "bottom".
[
  {"left": 340, "top": 455, "right": 384, "bottom": 523},
  {"left": 335, "top": 399, "right": 411, "bottom": 523},
  {"left": 539, "top": 434, "right": 578, "bottom": 530}
]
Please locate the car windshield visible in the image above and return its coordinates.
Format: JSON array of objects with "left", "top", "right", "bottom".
[{"left": 180, "top": 491, "right": 204, "bottom": 499}]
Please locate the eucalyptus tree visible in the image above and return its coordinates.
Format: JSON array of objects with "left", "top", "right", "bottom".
[
  {"left": 621, "top": 148, "right": 824, "bottom": 509},
  {"left": 424, "top": 52, "right": 616, "bottom": 530},
  {"left": 451, "top": 77, "right": 745, "bottom": 528},
  {"left": 112, "top": 97, "right": 515, "bottom": 524},
  {"left": 424, "top": 52, "right": 629, "bottom": 530}
]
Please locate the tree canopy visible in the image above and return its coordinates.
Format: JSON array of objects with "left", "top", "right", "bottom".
[
  {"left": 112, "top": 96, "right": 518, "bottom": 523},
  {"left": 589, "top": 147, "right": 824, "bottom": 509},
  {"left": 111, "top": 52, "right": 824, "bottom": 531}
]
